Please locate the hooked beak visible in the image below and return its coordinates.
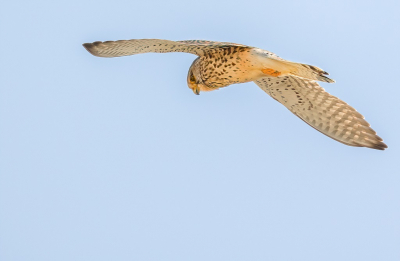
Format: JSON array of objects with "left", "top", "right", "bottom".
[
  {"left": 188, "top": 79, "right": 200, "bottom": 95},
  {"left": 192, "top": 86, "right": 200, "bottom": 95}
]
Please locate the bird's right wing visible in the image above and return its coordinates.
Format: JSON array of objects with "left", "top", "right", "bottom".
[
  {"left": 82, "top": 39, "right": 249, "bottom": 58},
  {"left": 254, "top": 76, "right": 387, "bottom": 150}
]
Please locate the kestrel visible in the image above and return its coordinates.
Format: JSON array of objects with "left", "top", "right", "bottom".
[{"left": 83, "top": 39, "right": 387, "bottom": 150}]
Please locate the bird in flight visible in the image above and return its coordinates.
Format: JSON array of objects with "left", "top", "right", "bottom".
[{"left": 83, "top": 39, "right": 387, "bottom": 150}]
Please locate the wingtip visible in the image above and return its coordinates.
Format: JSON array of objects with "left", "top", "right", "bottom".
[
  {"left": 371, "top": 142, "right": 388, "bottom": 150},
  {"left": 320, "top": 75, "right": 335, "bottom": 83},
  {"left": 82, "top": 42, "right": 101, "bottom": 57},
  {"left": 82, "top": 42, "right": 91, "bottom": 49},
  {"left": 82, "top": 42, "right": 94, "bottom": 55}
]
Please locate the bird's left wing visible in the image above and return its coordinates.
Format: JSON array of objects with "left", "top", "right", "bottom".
[
  {"left": 254, "top": 76, "right": 387, "bottom": 150},
  {"left": 83, "top": 39, "right": 248, "bottom": 58}
]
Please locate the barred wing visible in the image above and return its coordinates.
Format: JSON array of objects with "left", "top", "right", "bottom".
[
  {"left": 254, "top": 76, "right": 387, "bottom": 150},
  {"left": 82, "top": 38, "right": 249, "bottom": 58}
]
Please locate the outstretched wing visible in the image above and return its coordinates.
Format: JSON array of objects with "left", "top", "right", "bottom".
[
  {"left": 82, "top": 39, "right": 249, "bottom": 58},
  {"left": 254, "top": 76, "right": 387, "bottom": 150}
]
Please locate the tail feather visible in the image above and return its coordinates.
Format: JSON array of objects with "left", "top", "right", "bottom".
[{"left": 283, "top": 61, "right": 335, "bottom": 83}]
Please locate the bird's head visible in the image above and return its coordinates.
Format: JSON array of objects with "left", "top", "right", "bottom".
[{"left": 187, "top": 58, "right": 203, "bottom": 95}]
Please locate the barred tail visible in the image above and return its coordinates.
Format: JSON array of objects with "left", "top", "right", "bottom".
[{"left": 283, "top": 61, "right": 335, "bottom": 83}]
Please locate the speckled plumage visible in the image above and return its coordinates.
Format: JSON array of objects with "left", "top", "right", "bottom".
[{"left": 83, "top": 38, "right": 387, "bottom": 150}]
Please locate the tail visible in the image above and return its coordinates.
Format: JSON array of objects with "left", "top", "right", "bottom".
[{"left": 283, "top": 61, "right": 335, "bottom": 83}]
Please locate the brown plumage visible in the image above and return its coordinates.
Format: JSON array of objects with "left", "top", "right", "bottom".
[{"left": 83, "top": 38, "right": 387, "bottom": 150}]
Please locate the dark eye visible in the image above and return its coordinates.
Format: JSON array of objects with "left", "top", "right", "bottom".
[{"left": 190, "top": 73, "right": 196, "bottom": 83}]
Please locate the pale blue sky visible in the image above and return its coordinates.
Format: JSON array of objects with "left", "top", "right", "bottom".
[{"left": 1, "top": 0, "right": 399, "bottom": 260}]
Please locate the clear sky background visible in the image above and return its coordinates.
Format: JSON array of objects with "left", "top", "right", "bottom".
[{"left": 1, "top": 0, "right": 399, "bottom": 260}]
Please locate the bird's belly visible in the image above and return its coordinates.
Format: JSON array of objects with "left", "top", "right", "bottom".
[
  {"left": 203, "top": 70, "right": 262, "bottom": 87},
  {"left": 200, "top": 52, "right": 264, "bottom": 88}
]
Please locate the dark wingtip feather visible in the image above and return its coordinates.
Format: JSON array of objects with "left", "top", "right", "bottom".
[
  {"left": 319, "top": 75, "right": 335, "bottom": 83},
  {"left": 82, "top": 42, "right": 100, "bottom": 57},
  {"left": 371, "top": 141, "right": 388, "bottom": 150}
]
